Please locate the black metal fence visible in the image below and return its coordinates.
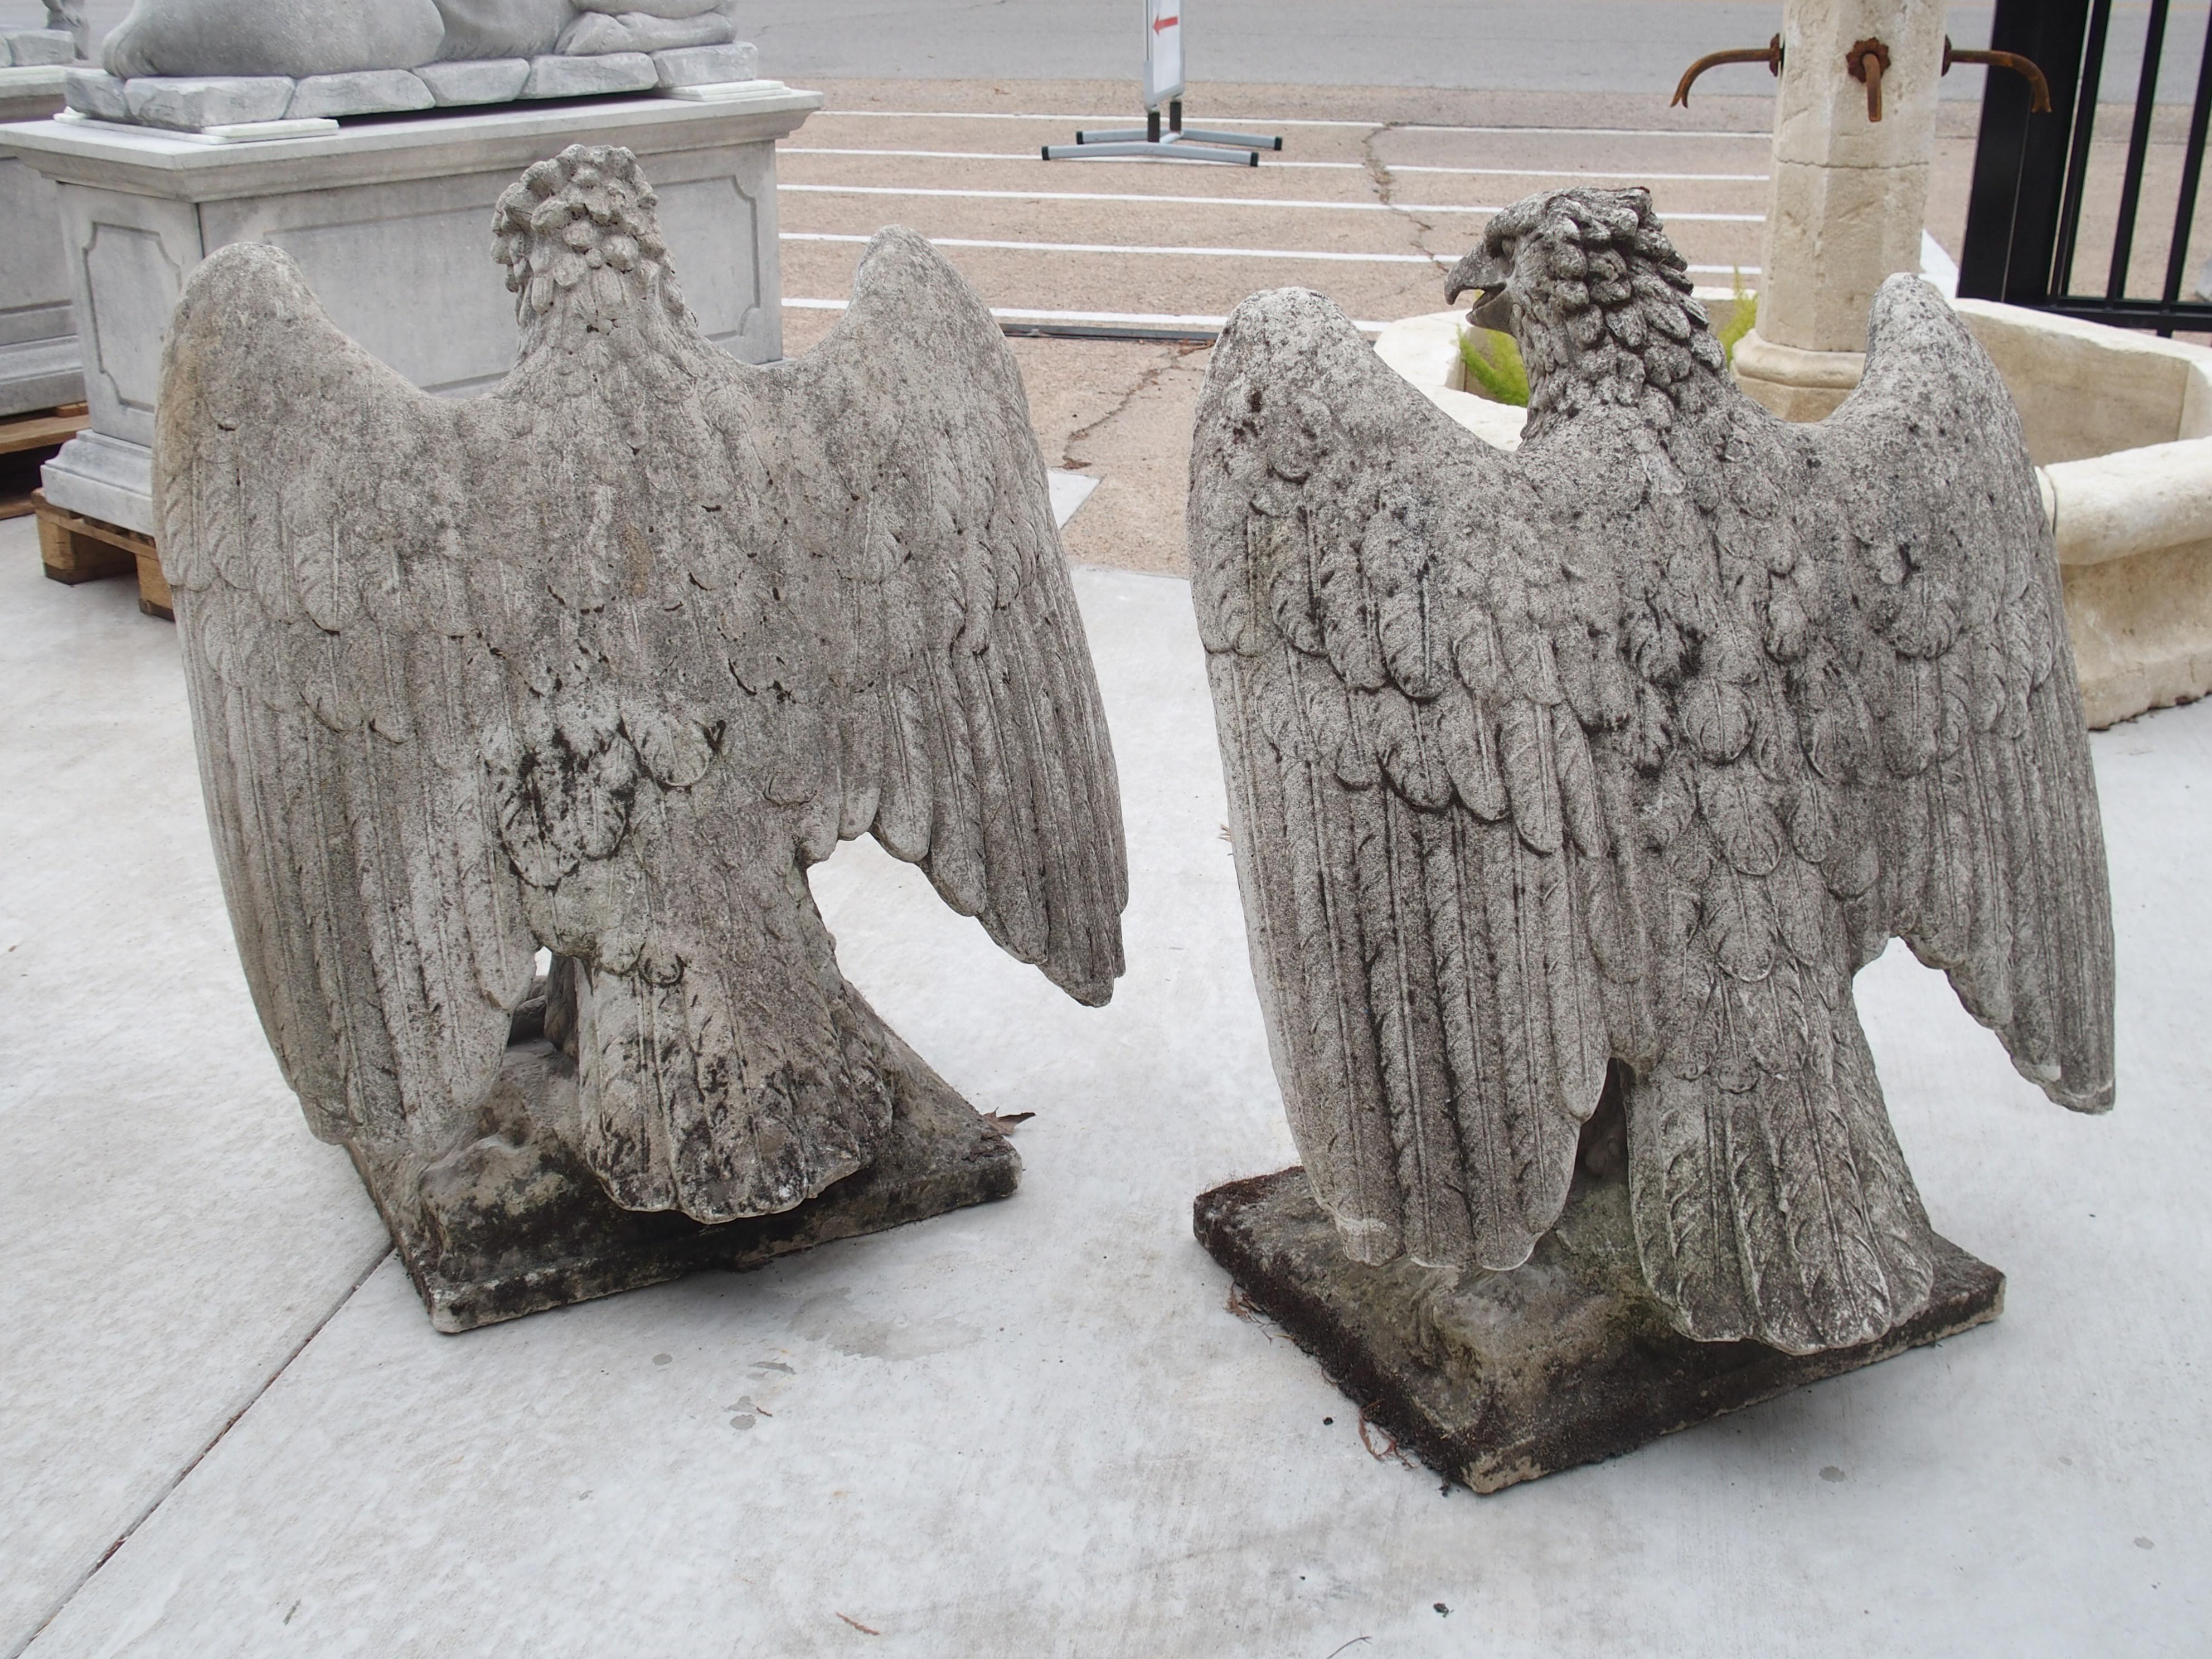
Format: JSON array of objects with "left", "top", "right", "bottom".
[{"left": 1959, "top": 0, "right": 2212, "bottom": 334}]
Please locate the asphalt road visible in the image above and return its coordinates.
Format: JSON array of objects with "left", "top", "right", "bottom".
[{"left": 7, "top": 2, "right": 2205, "bottom": 103}]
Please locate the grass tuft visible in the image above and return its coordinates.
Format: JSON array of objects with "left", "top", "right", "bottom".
[
  {"left": 1458, "top": 270, "right": 1759, "bottom": 402},
  {"left": 1457, "top": 327, "right": 1529, "bottom": 406},
  {"left": 1716, "top": 268, "right": 1757, "bottom": 364}
]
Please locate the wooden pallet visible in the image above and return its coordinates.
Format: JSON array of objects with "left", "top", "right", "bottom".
[
  {"left": 0, "top": 402, "right": 90, "bottom": 521},
  {"left": 32, "top": 489, "right": 171, "bottom": 620}
]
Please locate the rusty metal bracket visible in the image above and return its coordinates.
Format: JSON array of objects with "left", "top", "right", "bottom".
[
  {"left": 1942, "top": 36, "right": 2053, "bottom": 112},
  {"left": 1847, "top": 37, "right": 1891, "bottom": 122},
  {"left": 1670, "top": 35, "right": 1782, "bottom": 108}
]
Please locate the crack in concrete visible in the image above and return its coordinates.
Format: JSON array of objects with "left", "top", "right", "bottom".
[
  {"left": 1361, "top": 120, "right": 1459, "bottom": 276},
  {"left": 1059, "top": 341, "right": 1210, "bottom": 472},
  {"left": 8, "top": 1246, "right": 394, "bottom": 1659}
]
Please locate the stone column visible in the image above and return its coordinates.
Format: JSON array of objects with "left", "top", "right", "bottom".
[{"left": 1732, "top": 0, "right": 1947, "bottom": 420}]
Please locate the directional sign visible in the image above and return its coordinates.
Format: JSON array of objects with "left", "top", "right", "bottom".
[{"left": 1143, "top": 0, "right": 1185, "bottom": 110}]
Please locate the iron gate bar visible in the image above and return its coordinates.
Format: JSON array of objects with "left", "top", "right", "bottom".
[
  {"left": 2051, "top": 0, "right": 2113, "bottom": 299},
  {"left": 2107, "top": 0, "right": 2172, "bottom": 298},
  {"left": 1959, "top": 0, "right": 2094, "bottom": 307},
  {"left": 2158, "top": 3, "right": 2212, "bottom": 318},
  {"left": 2040, "top": 297, "right": 2212, "bottom": 332}
]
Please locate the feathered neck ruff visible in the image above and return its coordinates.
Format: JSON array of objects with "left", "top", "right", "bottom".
[
  {"left": 492, "top": 143, "right": 705, "bottom": 401},
  {"left": 1492, "top": 190, "right": 1734, "bottom": 443}
]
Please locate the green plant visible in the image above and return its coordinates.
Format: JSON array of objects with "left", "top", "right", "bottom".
[
  {"left": 1457, "top": 326, "right": 1529, "bottom": 406},
  {"left": 1457, "top": 268, "right": 1757, "bottom": 399},
  {"left": 1716, "top": 267, "right": 1757, "bottom": 364}
]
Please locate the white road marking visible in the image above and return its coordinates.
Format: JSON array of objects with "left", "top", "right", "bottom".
[
  {"left": 788, "top": 232, "right": 1439, "bottom": 264},
  {"left": 790, "top": 289, "right": 1746, "bottom": 332},
  {"left": 783, "top": 234, "right": 1758, "bottom": 277},
  {"left": 817, "top": 109, "right": 1771, "bottom": 140},
  {"left": 782, "top": 182, "right": 1763, "bottom": 222},
  {"left": 783, "top": 298, "right": 1397, "bottom": 331},
  {"left": 781, "top": 146, "right": 1769, "bottom": 183}
]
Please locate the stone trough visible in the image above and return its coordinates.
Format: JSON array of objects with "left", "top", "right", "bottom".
[{"left": 1375, "top": 298, "right": 2212, "bottom": 728}]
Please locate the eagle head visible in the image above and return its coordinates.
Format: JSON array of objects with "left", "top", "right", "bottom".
[
  {"left": 492, "top": 144, "right": 698, "bottom": 370},
  {"left": 1444, "top": 186, "right": 1729, "bottom": 433}
]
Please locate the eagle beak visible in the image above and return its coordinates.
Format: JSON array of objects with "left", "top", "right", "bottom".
[{"left": 1444, "top": 249, "right": 1515, "bottom": 333}]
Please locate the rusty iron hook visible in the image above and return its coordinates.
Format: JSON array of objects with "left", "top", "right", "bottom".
[
  {"left": 1847, "top": 36, "right": 1891, "bottom": 122},
  {"left": 1942, "top": 36, "right": 2054, "bottom": 111},
  {"left": 1670, "top": 34, "right": 1782, "bottom": 108}
]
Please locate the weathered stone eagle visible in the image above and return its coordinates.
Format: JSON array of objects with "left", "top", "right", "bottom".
[
  {"left": 161, "top": 147, "right": 1126, "bottom": 1271},
  {"left": 1190, "top": 187, "right": 2113, "bottom": 1355}
]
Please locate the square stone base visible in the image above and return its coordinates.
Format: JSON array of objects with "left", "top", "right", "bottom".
[
  {"left": 1194, "top": 1166, "right": 2004, "bottom": 1493},
  {"left": 373, "top": 1035, "right": 1020, "bottom": 1333}
]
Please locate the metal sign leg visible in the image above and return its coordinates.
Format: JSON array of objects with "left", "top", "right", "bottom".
[{"left": 1042, "top": 10, "right": 1284, "bottom": 165}]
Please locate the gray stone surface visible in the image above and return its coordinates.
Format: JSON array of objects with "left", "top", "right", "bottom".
[
  {"left": 4, "top": 27, "right": 75, "bottom": 64},
  {"left": 38, "top": 0, "right": 755, "bottom": 128},
  {"left": 285, "top": 67, "right": 433, "bottom": 119},
  {"left": 651, "top": 39, "right": 753, "bottom": 87},
  {"left": 102, "top": 0, "right": 446, "bottom": 78},
  {"left": 1189, "top": 187, "right": 2116, "bottom": 1359},
  {"left": 57, "top": 64, "right": 122, "bottom": 116},
  {"left": 430, "top": 0, "right": 576, "bottom": 59},
  {"left": 559, "top": 2, "right": 735, "bottom": 56},
  {"left": 415, "top": 53, "right": 527, "bottom": 104},
  {"left": 518, "top": 46, "right": 651, "bottom": 96},
  {"left": 121, "top": 71, "right": 292, "bottom": 128},
  {"left": 154, "top": 145, "right": 1127, "bottom": 1326},
  {"left": 1195, "top": 1160, "right": 2004, "bottom": 1493},
  {"left": 42, "top": 1, "right": 85, "bottom": 56},
  {"left": 95, "top": 0, "right": 740, "bottom": 77}
]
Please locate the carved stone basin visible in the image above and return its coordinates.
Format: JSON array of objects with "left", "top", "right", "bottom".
[{"left": 1375, "top": 297, "right": 2212, "bottom": 728}]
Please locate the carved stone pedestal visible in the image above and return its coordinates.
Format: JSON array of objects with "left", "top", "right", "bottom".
[
  {"left": 0, "top": 66, "right": 84, "bottom": 420},
  {"left": 381, "top": 1021, "right": 1021, "bottom": 1334},
  {"left": 1195, "top": 1166, "right": 2004, "bottom": 1493},
  {"left": 0, "top": 81, "right": 817, "bottom": 533}
]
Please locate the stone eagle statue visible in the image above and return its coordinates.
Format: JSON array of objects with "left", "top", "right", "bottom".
[
  {"left": 1189, "top": 187, "right": 2113, "bottom": 1357},
  {"left": 160, "top": 146, "right": 1126, "bottom": 1255}
]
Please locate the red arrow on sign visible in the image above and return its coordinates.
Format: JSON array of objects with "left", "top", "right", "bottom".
[{"left": 1154, "top": 13, "right": 1178, "bottom": 31}]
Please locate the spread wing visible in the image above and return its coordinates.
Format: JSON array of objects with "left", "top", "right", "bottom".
[
  {"left": 1191, "top": 287, "right": 1652, "bottom": 1273},
  {"left": 490, "top": 217, "right": 1127, "bottom": 1221},
  {"left": 157, "top": 245, "right": 538, "bottom": 1154},
  {"left": 161, "top": 215, "right": 1127, "bottom": 1226},
  {"left": 742, "top": 226, "right": 1128, "bottom": 1002},
  {"left": 1811, "top": 275, "right": 2114, "bottom": 1111}
]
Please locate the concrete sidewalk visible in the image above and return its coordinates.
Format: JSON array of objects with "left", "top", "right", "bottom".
[{"left": 3, "top": 509, "right": 2208, "bottom": 1658}]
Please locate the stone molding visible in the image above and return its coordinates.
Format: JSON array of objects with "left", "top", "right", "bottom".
[
  {"left": 57, "top": 40, "right": 758, "bottom": 133},
  {"left": 1730, "top": 327, "right": 1866, "bottom": 421}
]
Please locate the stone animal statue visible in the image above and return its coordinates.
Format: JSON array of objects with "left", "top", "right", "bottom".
[
  {"left": 158, "top": 147, "right": 1126, "bottom": 1304},
  {"left": 102, "top": 0, "right": 739, "bottom": 78},
  {"left": 1189, "top": 187, "right": 2113, "bottom": 1357}
]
